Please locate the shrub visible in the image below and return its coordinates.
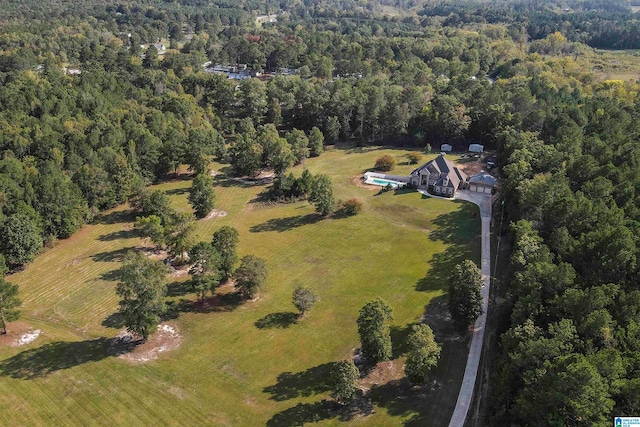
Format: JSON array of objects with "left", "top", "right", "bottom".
[
  {"left": 406, "top": 152, "right": 422, "bottom": 165},
  {"left": 341, "top": 198, "right": 363, "bottom": 216},
  {"left": 374, "top": 155, "right": 396, "bottom": 171}
]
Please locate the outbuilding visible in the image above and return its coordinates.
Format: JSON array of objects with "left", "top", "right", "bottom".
[
  {"left": 469, "top": 144, "right": 484, "bottom": 153},
  {"left": 441, "top": 143, "right": 453, "bottom": 152}
]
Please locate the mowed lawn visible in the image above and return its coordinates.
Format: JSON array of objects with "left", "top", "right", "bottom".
[{"left": 0, "top": 147, "right": 480, "bottom": 426}]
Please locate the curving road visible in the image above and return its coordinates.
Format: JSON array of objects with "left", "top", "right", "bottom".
[{"left": 448, "top": 190, "right": 492, "bottom": 427}]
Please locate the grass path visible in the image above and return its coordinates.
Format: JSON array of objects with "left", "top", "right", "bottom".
[{"left": 0, "top": 147, "right": 479, "bottom": 426}]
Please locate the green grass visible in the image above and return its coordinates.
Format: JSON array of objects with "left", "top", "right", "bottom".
[{"left": 0, "top": 147, "right": 480, "bottom": 426}]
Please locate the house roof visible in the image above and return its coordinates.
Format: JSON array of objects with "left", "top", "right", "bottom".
[
  {"left": 469, "top": 173, "right": 497, "bottom": 186},
  {"left": 411, "top": 155, "right": 468, "bottom": 188}
]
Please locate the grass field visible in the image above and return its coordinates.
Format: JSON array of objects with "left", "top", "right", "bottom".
[{"left": 0, "top": 147, "right": 480, "bottom": 426}]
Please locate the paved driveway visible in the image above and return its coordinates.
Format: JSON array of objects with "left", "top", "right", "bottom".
[{"left": 449, "top": 190, "right": 492, "bottom": 427}]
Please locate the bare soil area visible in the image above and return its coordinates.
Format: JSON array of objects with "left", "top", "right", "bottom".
[
  {"left": 0, "top": 322, "right": 41, "bottom": 347},
  {"left": 111, "top": 323, "right": 182, "bottom": 363}
]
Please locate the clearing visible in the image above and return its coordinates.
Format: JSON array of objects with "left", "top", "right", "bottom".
[{"left": 0, "top": 147, "right": 480, "bottom": 426}]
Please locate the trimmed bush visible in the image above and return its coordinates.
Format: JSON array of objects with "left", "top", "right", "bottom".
[{"left": 374, "top": 155, "right": 396, "bottom": 172}]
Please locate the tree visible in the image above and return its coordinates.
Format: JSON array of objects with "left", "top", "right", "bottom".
[
  {"left": 0, "top": 278, "right": 21, "bottom": 334},
  {"left": 188, "top": 173, "right": 216, "bottom": 219},
  {"left": 0, "top": 255, "right": 7, "bottom": 277},
  {"left": 404, "top": 324, "right": 441, "bottom": 384},
  {"left": 357, "top": 298, "right": 393, "bottom": 363},
  {"left": 1, "top": 212, "right": 42, "bottom": 268},
  {"left": 285, "top": 129, "right": 310, "bottom": 164},
  {"left": 132, "top": 190, "right": 172, "bottom": 225},
  {"left": 165, "top": 212, "right": 195, "bottom": 264},
  {"left": 143, "top": 45, "right": 158, "bottom": 68},
  {"left": 229, "top": 135, "right": 263, "bottom": 177},
  {"left": 189, "top": 242, "right": 222, "bottom": 301},
  {"left": 212, "top": 225, "right": 240, "bottom": 281},
  {"left": 134, "top": 215, "right": 165, "bottom": 248},
  {"left": 115, "top": 252, "right": 168, "bottom": 341},
  {"left": 331, "top": 360, "right": 360, "bottom": 404},
  {"left": 448, "top": 260, "right": 483, "bottom": 333},
  {"left": 309, "top": 174, "right": 335, "bottom": 216},
  {"left": 234, "top": 255, "right": 268, "bottom": 299},
  {"left": 374, "top": 155, "right": 396, "bottom": 172},
  {"left": 308, "top": 127, "right": 324, "bottom": 157},
  {"left": 292, "top": 286, "right": 318, "bottom": 316}
]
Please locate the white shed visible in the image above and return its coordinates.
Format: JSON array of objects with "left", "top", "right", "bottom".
[
  {"left": 469, "top": 144, "right": 484, "bottom": 153},
  {"left": 440, "top": 144, "right": 453, "bottom": 152}
]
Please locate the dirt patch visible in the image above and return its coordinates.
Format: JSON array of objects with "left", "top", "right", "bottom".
[
  {"left": 137, "top": 246, "right": 169, "bottom": 262},
  {"left": 358, "top": 360, "right": 405, "bottom": 392},
  {"left": 169, "top": 265, "right": 190, "bottom": 277},
  {"left": 351, "top": 174, "right": 379, "bottom": 191},
  {"left": 232, "top": 171, "right": 275, "bottom": 186},
  {"left": 112, "top": 323, "right": 182, "bottom": 363},
  {"left": 202, "top": 209, "right": 228, "bottom": 221},
  {"left": 0, "top": 322, "right": 41, "bottom": 347},
  {"left": 457, "top": 158, "right": 486, "bottom": 176}
]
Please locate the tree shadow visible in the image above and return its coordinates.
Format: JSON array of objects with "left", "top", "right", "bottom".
[
  {"left": 167, "top": 280, "right": 192, "bottom": 297},
  {"left": 102, "top": 312, "right": 125, "bottom": 329},
  {"left": 94, "top": 209, "right": 135, "bottom": 225},
  {"left": 163, "top": 291, "right": 242, "bottom": 319},
  {"left": 97, "top": 229, "right": 139, "bottom": 242},
  {"left": 213, "top": 176, "right": 249, "bottom": 188},
  {"left": 0, "top": 338, "right": 112, "bottom": 379},
  {"left": 429, "top": 201, "right": 480, "bottom": 246},
  {"left": 390, "top": 324, "right": 414, "bottom": 359},
  {"left": 255, "top": 312, "right": 300, "bottom": 329},
  {"left": 99, "top": 268, "right": 122, "bottom": 282},
  {"left": 165, "top": 187, "right": 189, "bottom": 195},
  {"left": 416, "top": 247, "right": 465, "bottom": 292},
  {"left": 250, "top": 214, "right": 322, "bottom": 233},
  {"left": 263, "top": 362, "right": 339, "bottom": 401},
  {"left": 91, "top": 247, "right": 136, "bottom": 263},
  {"left": 266, "top": 400, "right": 337, "bottom": 427}
]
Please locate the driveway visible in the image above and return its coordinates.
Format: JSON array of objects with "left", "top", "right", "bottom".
[{"left": 448, "top": 190, "right": 492, "bottom": 427}]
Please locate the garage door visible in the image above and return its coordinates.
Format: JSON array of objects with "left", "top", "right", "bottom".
[
  {"left": 484, "top": 186, "right": 491, "bottom": 193},
  {"left": 470, "top": 184, "right": 477, "bottom": 192}
]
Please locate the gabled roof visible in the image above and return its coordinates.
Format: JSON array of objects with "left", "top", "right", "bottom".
[
  {"left": 411, "top": 155, "right": 468, "bottom": 188},
  {"left": 469, "top": 173, "right": 497, "bottom": 186}
]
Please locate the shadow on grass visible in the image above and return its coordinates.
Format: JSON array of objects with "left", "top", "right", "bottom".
[
  {"left": 99, "top": 268, "right": 122, "bottom": 282},
  {"left": 167, "top": 280, "right": 192, "bottom": 297},
  {"left": 0, "top": 338, "right": 112, "bottom": 379},
  {"left": 91, "top": 247, "right": 136, "bottom": 263},
  {"left": 266, "top": 400, "right": 337, "bottom": 427},
  {"left": 102, "top": 312, "right": 125, "bottom": 329},
  {"left": 97, "top": 229, "right": 139, "bottom": 242},
  {"left": 250, "top": 213, "right": 323, "bottom": 233},
  {"left": 416, "top": 247, "right": 467, "bottom": 292},
  {"left": 163, "top": 292, "right": 243, "bottom": 319},
  {"left": 429, "top": 201, "right": 480, "bottom": 246},
  {"left": 263, "top": 362, "right": 339, "bottom": 401},
  {"left": 165, "top": 187, "right": 188, "bottom": 196},
  {"left": 390, "top": 324, "right": 414, "bottom": 359},
  {"left": 255, "top": 312, "right": 299, "bottom": 329},
  {"left": 95, "top": 209, "right": 136, "bottom": 225}
]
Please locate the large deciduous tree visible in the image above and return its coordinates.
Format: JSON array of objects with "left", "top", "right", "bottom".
[
  {"left": 309, "top": 174, "right": 334, "bottom": 216},
  {"left": 189, "top": 242, "right": 222, "bottom": 301},
  {"left": 234, "top": 255, "right": 268, "bottom": 300},
  {"left": 292, "top": 286, "right": 318, "bottom": 316},
  {"left": 115, "top": 252, "right": 168, "bottom": 341},
  {"left": 212, "top": 225, "right": 240, "bottom": 281},
  {"left": 448, "top": 260, "right": 483, "bottom": 333},
  {"left": 1, "top": 212, "right": 42, "bottom": 268},
  {"left": 357, "top": 298, "right": 393, "bottom": 363},
  {"left": 404, "top": 324, "right": 441, "bottom": 384},
  {"left": 188, "top": 173, "right": 216, "bottom": 219},
  {"left": 0, "top": 278, "right": 21, "bottom": 334},
  {"left": 331, "top": 360, "right": 360, "bottom": 405}
]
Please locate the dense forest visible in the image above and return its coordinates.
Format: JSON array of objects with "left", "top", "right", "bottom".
[{"left": 2, "top": 0, "right": 640, "bottom": 424}]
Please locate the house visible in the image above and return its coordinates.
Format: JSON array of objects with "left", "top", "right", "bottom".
[
  {"left": 410, "top": 154, "right": 468, "bottom": 197},
  {"left": 469, "top": 173, "right": 496, "bottom": 193},
  {"left": 469, "top": 143, "right": 484, "bottom": 153},
  {"left": 441, "top": 143, "right": 453, "bottom": 152}
]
